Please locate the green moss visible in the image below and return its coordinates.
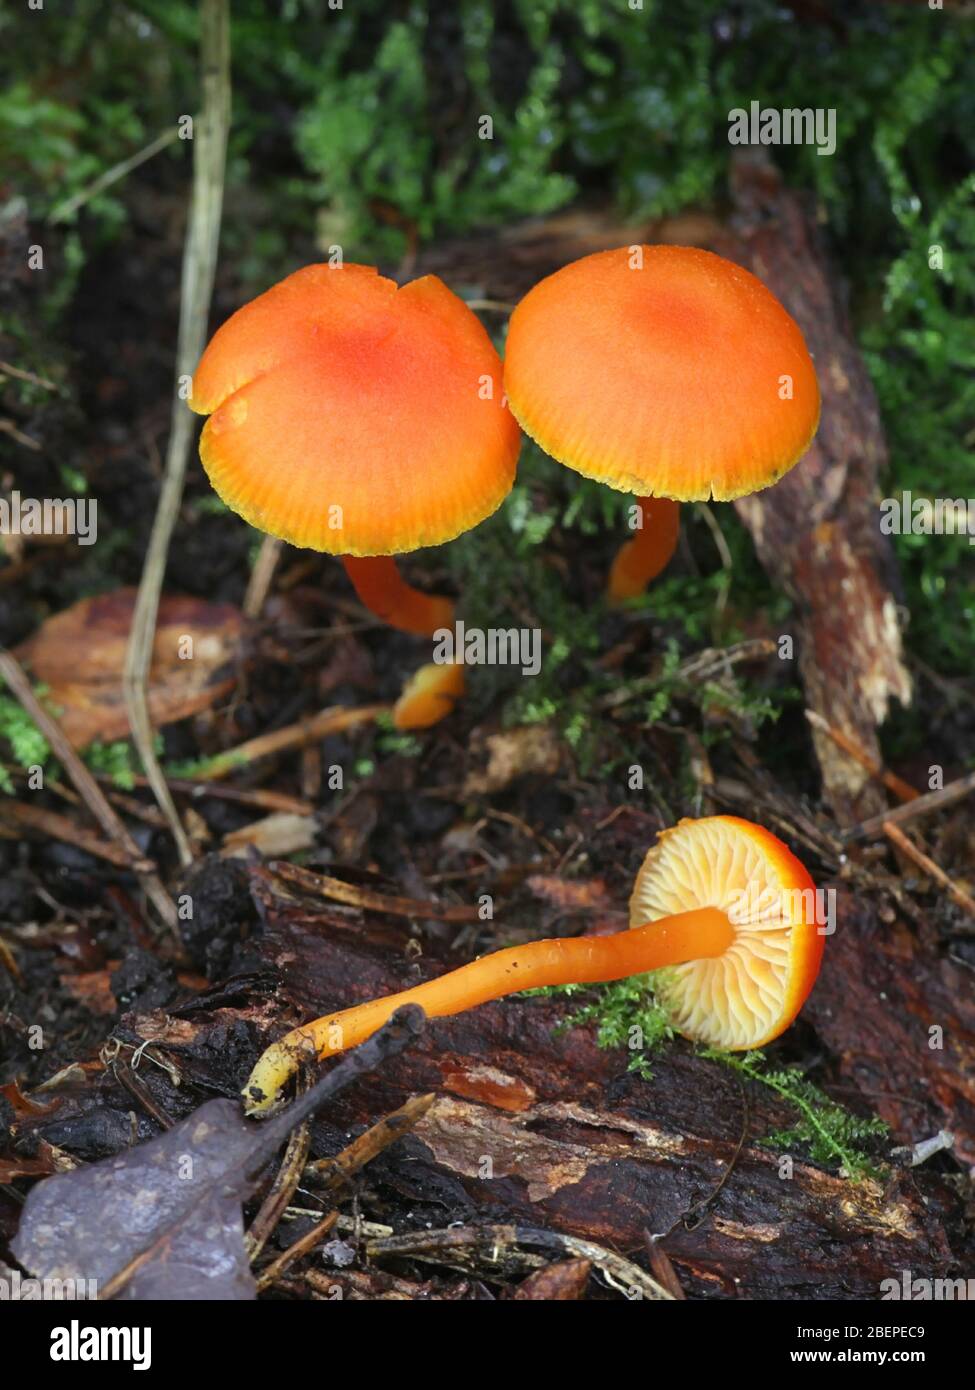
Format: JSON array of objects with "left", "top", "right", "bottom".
[
  {"left": 543, "top": 970, "right": 888, "bottom": 1178},
  {"left": 702, "top": 1049, "right": 889, "bottom": 1181},
  {"left": 0, "top": 694, "right": 51, "bottom": 791}
]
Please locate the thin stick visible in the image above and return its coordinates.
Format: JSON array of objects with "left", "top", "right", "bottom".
[
  {"left": 305, "top": 1093, "right": 436, "bottom": 1188},
  {"left": 99, "top": 771, "right": 314, "bottom": 817},
  {"left": 123, "top": 0, "right": 231, "bottom": 868},
  {"left": 0, "top": 649, "right": 175, "bottom": 927},
  {"left": 254, "top": 1211, "right": 338, "bottom": 1291},
  {"left": 272, "top": 861, "right": 479, "bottom": 924},
  {"left": 0, "top": 418, "right": 41, "bottom": 451},
  {"left": 0, "top": 360, "right": 61, "bottom": 392},
  {"left": 845, "top": 769, "right": 975, "bottom": 842},
  {"left": 367, "top": 1224, "right": 674, "bottom": 1301},
  {"left": 49, "top": 127, "right": 181, "bottom": 225},
  {"left": 244, "top": 535, "right": 284, "bottom": 618},
  {"left": 599, "top": 638, "right": 775, "bottom": 711},
  {"left": 882, "top": 820, "right": 975, "bottom": 920},
  {"left": 805, "top": 709, "right": 919, "bottom": 803},
  {"left": 245, "top": 1115, "right": 311, "bottom": 1262},
  {"left": 0, "top": 799, "right": 152, "bottom": 871},
  {"left": 188, "top": 703, "right": 388, "bottom": 781}
]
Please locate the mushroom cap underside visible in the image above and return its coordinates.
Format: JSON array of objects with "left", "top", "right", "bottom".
[{"left": 629, "top": 814, "right": 824, "bottom": 1049}]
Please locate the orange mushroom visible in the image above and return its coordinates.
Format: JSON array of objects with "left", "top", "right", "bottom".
[
  {"left": 190, "top": 263, "right": 521, "bottom": 727},
  {"left": 503, "top": 245, "right": 820, "bottom": 600},
  {"left": 243, "top": 815, "right": 824, "bottom": 1112}
]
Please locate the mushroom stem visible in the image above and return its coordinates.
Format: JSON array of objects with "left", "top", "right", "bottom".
[
  {"left": 607, "top": 496, "right": 681, "bottom": 602},
  {"left": 244, "top": 906, "right": 733, "bottom": 1112},
  {"left": 343, "top": 556, "right": 455, "bottom": 637}
]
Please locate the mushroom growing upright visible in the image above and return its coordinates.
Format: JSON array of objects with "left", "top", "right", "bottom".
[
  {"left": 503, "top": 245, "right": 820, "bottom": 599},
  {"left": 190, "top": 263, "right": 521, "bottom": 727},
  {"left": 243, "top": 815, "right": 824, "bottom": 1112}
]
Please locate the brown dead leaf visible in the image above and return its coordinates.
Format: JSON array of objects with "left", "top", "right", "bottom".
[
  {"left": 463, "top": 726, "right": 560, "bottom": 795},
  {"left": 223, "top": 813, "right": 318, "bottom": 858},
  {"left": 16, "top": 588, "right": 243, "bottom": 748},
  {"left": 58, "top": 968, "right": 116, "bottom": 1016}
]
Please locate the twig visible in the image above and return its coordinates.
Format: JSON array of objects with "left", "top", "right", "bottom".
[
  {"left": 0, "top": 798, "right": 152, "bottom": 871},
  {"left": 0, "top": 649, "right": 175, "bottom": 927},
  {"left": 882, "top": 820, "right": 975, "bottom": 920},
  {"left": 805, "top": 709, "right": 919, "bottom": 803},
  {"left": 255, "top": 1211, "right": 338, "bottom": 1292},
  {"left": 366, "top": 1224, "right": 674, "bottom": 1301},
  {"left": 244, "top": 536, "right": 284, "bottom": 619},
  {"left": 0, "top": 360, "right": 61, "bottom": 392},
  {"left": 599, "top": 638, "right": 775, "bottom": 710},
  {"left": 305, "top": 1093, "right": 436, "bottom": 1189},
  {"left": 98, "top": 771, "right": 314, "bottom": 817},
  {"left": 0, "top": 934, "right": 22, "bottom": 985},
  {"left": 246, "top": 1114, "right": 312, "bottom": 1262},
  {"left": 188, "top": 703, "right": 388, "bottom": 781},
  {"left": 49, "top": 127, "right": 181, "bottom": 225},
  {"left": 0, "top": 418, "right": 41, "bottom": 450},
  {"left": 271, "top": 861, "right": 479, "bottom": 923},
  {"left": 123, "top": 0, "right": 231, "bottom": 868},
  {"left": 464, "top": 298, "right": 516, "bottom": 314},
  {"left": 844, "top": 768, "right": 975, "bottom": 842}
]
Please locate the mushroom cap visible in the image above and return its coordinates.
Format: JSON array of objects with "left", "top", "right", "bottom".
[
  {"left": 190, "top": 264, "right": 521, "bottom": 555},
  {"left": 504, "top": 245, "right": 820, "bottom": 502},
  {"left": 629, "top": 815, "right": 823, "bottom": 1049}
]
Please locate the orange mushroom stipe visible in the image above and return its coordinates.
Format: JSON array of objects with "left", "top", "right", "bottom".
[
  {"left": 607, "top": 496, "right": 682, "bottom": 603},
  {"left": 504, "top": 245, "right": 820, "bottom": 598},
  {"left": 244, "top": 816, "right": 824, "bottom": 1113},
  {"left": 342, "top": 556, "right": 455, "bottom": 638},
  {"left": 190, "top": 262, "right": 521, "bottom": 726}
]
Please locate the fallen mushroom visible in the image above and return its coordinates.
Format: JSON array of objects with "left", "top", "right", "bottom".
[
  {"left": 503, "top": 245, "right": 820, "bottom": 599},
  {"left": 190, "top": 263, "right": 521, "bottom": 727},
  {"left": 244, "top": 815, "right": 824, "bottom": 1113}
]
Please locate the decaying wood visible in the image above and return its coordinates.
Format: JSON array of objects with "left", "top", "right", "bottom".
[
  {"left": 224, "top": 873, "right": 967, "bottom": 1294},
  {"left": 721, "top": 155, "right": 912, "bottom": 824},
  {"left": 8, "top": 863, "right": 970, "bottom": 1298},
  {"left": 806, "top": 891, "right": 975, "bottom": 1164}
]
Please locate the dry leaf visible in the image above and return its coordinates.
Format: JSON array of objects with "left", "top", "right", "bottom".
[
  {"left": 223, "top": 813, "right": 318, "bottom": 858},
  {"left": 16, "top": 588, "right": 243, "bottom": 748}
]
